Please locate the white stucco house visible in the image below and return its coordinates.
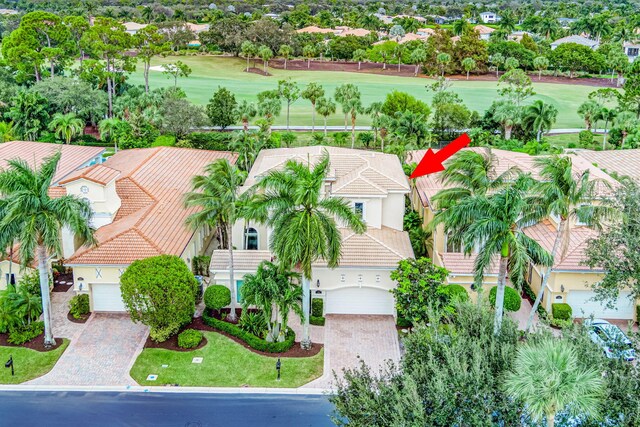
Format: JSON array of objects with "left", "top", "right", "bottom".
[
  {"left": 479, "top": 12, "right": 499, "bottom": 24},
  {"left": 60, "top": 147, "right": 236, "bottom": 312},
  {"left": 210, "top": 147, "right": 414, "bottom": 316},
  {"left": 624, "top": 42, "right": 640, "bottom": 62},
  {"left": 0, "top": 141, "right": 105, "bottom": 289}
]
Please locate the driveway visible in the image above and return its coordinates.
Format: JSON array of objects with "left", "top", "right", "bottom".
[
  {"left": 304, "top": 314, "right": 400, "bottom": 389},
  {"left": 28, "top": 313, "right": 148, "bottom": 386}
]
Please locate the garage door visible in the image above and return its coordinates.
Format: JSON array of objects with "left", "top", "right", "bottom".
[
  {"left": 326, "top": 287, "right": 394, "bottom": 315},
  {"left": 91, "top": 283, "right": 127, "bottom": 312},
  {"left": 566, "top": 291, "right": 634, "bottom": 320}
]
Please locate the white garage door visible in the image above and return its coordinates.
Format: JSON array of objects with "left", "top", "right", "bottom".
[
  {"left": 326, "top": 287, "right": 394, "bottom": 315},
  {"left": 91, "top": 283, "right": 127, "bottom": 312},
  {"left": 566, "top": 291, "right": 634, "bottom": 320}
]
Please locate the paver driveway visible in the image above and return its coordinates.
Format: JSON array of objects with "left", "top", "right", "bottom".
[
  {"left": 28, "top": 313, "right": 148, "bottom": 386},
  {"left": 304, "top": 314, "right": 400, "bottom": 389}
]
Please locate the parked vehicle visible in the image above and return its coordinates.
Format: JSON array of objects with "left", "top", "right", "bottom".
[{"left": 584, "top": 319, "right": 636, "bottom": 361}]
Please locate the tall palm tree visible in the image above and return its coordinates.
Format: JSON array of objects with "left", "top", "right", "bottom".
[
  {"left": 0, "top": 153, "right": 96, "bottom": 346},
  {"left": 614, "top": 110, "right": 639, "bottom": 147},
  {"left": 234, "top": 100, "right": 257, "bottom": 133},
  {"left": 493, "top": 101, "right": 520, "bottom": 140},
  {"left": 344, "top": 96, "right": 363, "bottom": 148},
  {"left": 577, "top": 100, "right": 601, "bottom": 131},
  {"left": 49, "top": 112, "right": 84, "bottom": 145},
  {"left": 335, "top": 84, "right": 360, "bottom": 131},
  {"left": 526, "top": 155, "right": 611, "bottom": 330},
  {"left": 523, "top": 100, "right": 558, "bottom": 142},
  {"left": 278, "top": 44, "right": 293, "bottom": 70},
  {"left": 301, "top": 82, "right": 325, "bottom": 134},
  {"left": 315, "top": 97, "right": 336, "bottom": 137},
  {"left": 352, "top": 49, "right": 367, "bottom": 71},
  {"left": 504, "top": 339, "right": 604, "bottom": 427},
  {"left": 598, "top": 107, "right": 617, "bottom": 149},
  {"left": 433, "top": 174, "right": 553, "bottom": 333},
  {"left": 452, "top": 19, "right": 471, "bottom": 36},
  {"left": 184, "top": 159, "right": 248, "bottom": 322},
  {"left": 366, "top": 102, "right": 384, "bottom": 148},
  {"left": 249, "top": 153, "right": 366, "bottom": 348}
]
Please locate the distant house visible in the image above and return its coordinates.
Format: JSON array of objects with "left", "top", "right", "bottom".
[
  {"left": 557, "top": 18, "right": 577, "bottom": 29},
  {"left": 479, "top": 12, "right": 499, "bottom": 24},
  {"left": 296, "top": 25, "right": 336, "bottom": 35},
  {"left": 508, "top": 31, "right": 532, "bottom": 42},
  {"left": 474, "top": 25, "right": 496, "bottom": 41},
  {"left": 263, "top": 13, "right": 280, "bottom": 19},
  {"left": 0, "top": 8, "right": 18, "bottom": 15},
  {"left": 122, "top": 21, "right": 148, "bottom": 35},
  {"left": 186, "top": 22, "right": 210, "bottom": 34},
  {"left": 550, "top": 35, "right": 599, "bottom": 50},
  {"left": 337, "top": 28, "right": 371, "bottom": 37},
  {"left": 416, "top": 28, "right": 435, "bottom": 37},
  {"left": 624, "top": 42, "right": 640, "bottom": 62}
]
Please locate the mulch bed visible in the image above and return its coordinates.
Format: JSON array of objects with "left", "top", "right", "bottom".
[
  {"left": 67, "top": 312, "right": 91, "bottom": 324},
  {"left": 0, "top": 332, "right": 65, "bottom": 352},
  {"left": 52, "top": 284, "right": 72, "bottom": 293},
  {"left": 144, "top": 334, "right": 208, "bottom": 352},
  {"left": 246, "top": 67, "right": 272, "bottom": 76},
  {"left": 269, "top": 59, "right": 615, "bottom": 88},
  {"left": 186, "top": 315, "right": 324, "bottom": 358},
  {"left": 53, "top": 272, "right": 74, "bottom": 293}
]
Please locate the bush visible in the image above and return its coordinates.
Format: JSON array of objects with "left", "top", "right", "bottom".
[
  {"left": 489, "top": 286, "right": 522, "bottom": 312},
  {"left": 182, "top": 132, "right": 232, "bottom": 150},
  {"left": 311, "top": 298, "right": 323, "bottom": 317},
  {"left": 202, "top": 310, "right": 295, "bottom": 353},
  {"left": 552, "top": 303, "right": 572, "bottom": 320},
  {"left": 69, "top": 294, "right": 90, "bottom": 319},
  {"left": 177, "top": 329, "right": 203, "bottom": 349},
  {"left": 204, "top": 285, "right": 231, "bottom": 311},
  {"left": 18, "top": 270, "right": 45, "bottom": 296},
  {"left": 8, "top": 322, "right": 44, "bottom": 345},
  {"left": 579, "top": 130, "right": 594, "bottom": 148},
  {"left": 550, "top": 317, "right": 573, "bottom": 329},
  {"left": 440, "top": 284, "right": 470, "bottom": 303},
  {"left": 311, "top": 133, "right": 325, "bottom": 145},
  {"left": 396, "top": 317, "right": 412, "bottom": 328},
  {"left": 280, "top": 131, "right": 297, "bottom": 147},
  {"left": 238, "top": 311, "right": 267, "bottom": 337},
  {"left": 120, "top": 255, "right": 198, "bottom": 342},
  {"left": 332, "top": 132, "right": 348, "bottom": 146},
  {"left": 357, "top": 132, "right": 374, "bottom": 147},
  {"left": 310, "top": 315, "right": 325, "bottom": 326}
]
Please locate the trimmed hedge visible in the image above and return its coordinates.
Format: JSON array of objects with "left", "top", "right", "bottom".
[
  {"left": 441, "top": 284, "right": 470, "bottom": 303},
  {"left": 489, "top": 286, "right": 522, "bottom": 312},
  {"left": 202, "top": 310, "right": 295, "bottom": 353},
  {"left": 310, "top": 315, "right": 325, "bottom": 326},
  {"left": 178, "top": 329, "right": 203, "bottom": 349},
  {"left": 311, "top": 298, "right": 323, "bottom": 317},
  {"left": 552, "top": 303, "right": 572, "bottom": 320},
  {"left": 204, "top": 285, "right": 231, "bottom": 311}
]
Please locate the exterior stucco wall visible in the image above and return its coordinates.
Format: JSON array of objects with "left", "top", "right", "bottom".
[
  {"left": 0, "top": 261, "right": 34, "bottom": 290},
  {"left": 381, "top": 192, "right": 405, "bottom": 231}
]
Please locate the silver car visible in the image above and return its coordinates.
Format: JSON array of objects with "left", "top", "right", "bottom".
[{"left": 584, "top": 319, "right": 636, "bottom": 361}]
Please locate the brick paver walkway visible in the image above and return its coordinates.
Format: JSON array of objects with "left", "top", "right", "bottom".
[
  {"left": 28, "top": 313, "right": 148, "bottom": 386},
  {"left": 49, "top": 290, "right": 86, "bottom": 341},
  {"left": 304, "top": 314, "right": 400, "bottom": 389}
]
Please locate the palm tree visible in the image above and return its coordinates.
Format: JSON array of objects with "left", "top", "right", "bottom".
[
  {"left": 302, "top": 44, "right": 316, "bottom": 69},
  {"left": 0, "top": 121, "right": 16, "bottom": 143},
  {"left": 315, "top": 97, "right": 336, "bottom": 137},
  {"left": 523, "top": 100, "right": 558, "bottom": 142},
  {"left": 366, "top": 102, "right": 384, "bottom": 148},
  {"left": 345, "top": 96, "right": 364, "bottom": 148},
  {"left": 249, "top": 153, "right": 366, "bottom": 349},
  {"left": 234, "top": 100, "right": 257, "bottom": 133},
  {"left": 98, "top": 118, "right": 126, "bottom": 151},
  {"left": 493, "top": 101, "right": 520, "bottom": 140},
  {"left": 577, "top": 100, "right": 601, "bottom": 131},
  {"left": 504, "top": 339, "right": 604, "bottom": 427},
  {"left": 461, "top": 57, "right": 477, "bottom": 80},
  {"left": 436, "top": 52, "right": 451, "bottom": 77},
  {"left": 0, "top": 153, "right": 95, "bottom": 347},
  {"left": 613, "top": 110, "right": 639, "bottom": 147},
  {"left": 393, "top": 44, "right": 404, "bottom": 72},
  {"left": 352, "top": 49, "right": 367, "bottom": 70},
  {"left": 49, "top": 112, "right": 84, "bottom": 145},
  {"left": 392, "top": 111, "right": 430, "bottom": 146},
  {"left": 433, "top": 174, "right": 553, "bottom": 333},
  {"left": 598, "top": 107, "right": 617, "bottom": 149},
  {"left": 241, "top": 41, "right": 257, "bottom": 71},
  {"left": 184, "top": 159, "right": 248, "bottom": 322},
  {"left": 499, "top": 11, "right": 517, "bottom": 33},
  {"left": 301, "top": 82, "right": 325, "bottom": 133},
  {"left": 490, "top": 53, "right": 505, "bottom": 78},
  {"left": 278, "top": 44, "right": 293, "bottom": 70},
  {"left": 257, "top": 45, "right": 272, "bottom": 74},
  {"left": 409, "top": 48, "right": 426, "bottom": 76},
  {"left": 335, "top": 83, "right": 360, "bottom": 131},
  {"left": 526, "top": 155, "right": 611, "bottom": 331},
  {"left": 452, "top": 19, "right": 471, "bottom": 36}
]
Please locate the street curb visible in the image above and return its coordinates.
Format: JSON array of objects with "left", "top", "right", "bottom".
[{"left": 0, "top": 384, "right": 331, "bottom": 395}]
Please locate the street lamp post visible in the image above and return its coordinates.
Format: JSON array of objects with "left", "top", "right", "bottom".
[
  {"left": 5, "top": 355, "right": 14, "bottom": 376},
  {"left": 276, "top": 358, "right": 281, "bottom": 381}
]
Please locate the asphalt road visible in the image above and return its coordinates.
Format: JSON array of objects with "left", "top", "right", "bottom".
[{"left": 0, "top": 391, "right": 336, "bottom": 427}]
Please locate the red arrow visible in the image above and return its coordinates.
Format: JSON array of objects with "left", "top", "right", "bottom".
[{"left": 409, "top": 133, "right": 471, "bottom": 179}]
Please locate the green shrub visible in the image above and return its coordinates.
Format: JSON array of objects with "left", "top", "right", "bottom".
[
  {"left": 18, "top": 270, "right": 46, "bottom": 296},
  {"left": 204, "top": 285, "right": 231, "bottom": 311},
  {"left": 552, "top": 303, "right": 572, "bottom": 320},
  {"left": 311, "top": 133, "right": 325, "bottom": 145},
  {"left": 177, "top": 329, "right": 203, "bottom": 349},
  {"left": 238, "top": 311, "right": 267, "bottom": 337},
  {"left": 332, "top": 132, "right": 348, "bottom": 146},
  {"left": 310, "top": 315, "right": 325, "bottom": 326},
  {"left": 489, "top": 286, "right": 522, "bottom": 312},
  {"left": 182, "top": 132, "right": 232, "bottom": 150},
  {"left": 280, "top": 131, "right": 297, "bottom": 147},
  {"left": 357, "top": 132, "right": 374, "bottom": 147},
  {"left": 440, "top": 284, "right": 470, "bottom": 303},
  {"left": 192, "top": 255, "right": 211, "bottom": 276},
  {"left": 579, "top": 130, "right": 594, "bottom": 148},
  {"left": 311, "top": 298, "right": 323, "bottom": 317},
  {"left": 69, "top": 294, "right": 90, "bottom": 319},
  {"left": 396, "top": 317, "right": 412, "bottom": 328},
  {"left": 550, "top": 317, "right": 573, "bottom": 329},
  {"left": 202, "top": 310, "right": 295, "bottom": 353},
  {"left": 8, "top": 322, "right": 44, "bottom": 345}
]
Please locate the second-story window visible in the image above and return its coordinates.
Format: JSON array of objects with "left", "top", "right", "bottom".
[
  {"left": 244, "top": 227, "right": 258, "bottom": 250},
  {"left": 354, "top": 202, "right": 364, "bottom": 219}
]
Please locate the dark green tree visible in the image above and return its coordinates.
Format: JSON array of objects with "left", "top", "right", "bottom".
[{"left": 206, "top": 86, "right": 238, "bottom": 129}]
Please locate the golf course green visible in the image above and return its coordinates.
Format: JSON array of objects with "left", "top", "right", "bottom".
[{"left": 129, "top": 55, "right": 599, "bottom": 129}]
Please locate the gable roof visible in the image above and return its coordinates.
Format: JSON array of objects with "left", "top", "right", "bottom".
[
  {"left": 551, "top": 35, "right": 599, "bottom": 48},
  {"left": 66, "top": 147, "right": 237, "bottom": 265},
  {"left": 0, "top": 141, "right": 105, "bottom": 184},
  {"left": 325, "top": 227, "right": 413, "bottom": 267},
  {"left": 245, "top": 146, "right": 409, "bottom": 196},
  {"left": 572, "top": 148, "right": 640, "bottom": 182},
  {"left": 474, "top": 25, "right": 496, "bottom": 34},
  {"left": 58, "top": 164, "right": 120, "bottom": 186}
]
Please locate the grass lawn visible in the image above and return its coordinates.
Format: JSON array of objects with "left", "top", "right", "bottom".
[
  {"left": 128, "top": 55, "right": 603, "bottom": 129},
  {"left": 130, "top": 332, "right": 324, "bottom": 388},
  {"left": 547, "top": 133, "right": 605, "bottom": 148},
  {"left": 0, "top": 339, "right": 69, "bottom": 384}
]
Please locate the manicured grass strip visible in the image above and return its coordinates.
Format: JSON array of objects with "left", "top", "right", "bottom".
[
  {"left": 130, "top": 332, "right": 323, "bottom": 388},
  {"left": 128, "top": 55, "right": 604, "bottom": 129},
  {"left": 0, "top": 339, "right": 69, "bottom": 384}
]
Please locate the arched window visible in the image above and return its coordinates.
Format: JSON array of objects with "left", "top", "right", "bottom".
[{"left": 244, "top": 227, "right": 258, "bottom": 250}]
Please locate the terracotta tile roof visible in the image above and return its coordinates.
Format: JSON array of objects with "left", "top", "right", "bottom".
[
  {"left": 48, "top": 186, "right": 67, "bottom": 198},
  {"left": 66, "top": 147, "right": 237, "bottom": 265},
  {"left": 572, "top": 149, "right": 640, "bottom": 183},
  {"left": 296, "top": 25, "right": 335, "bottom": 34},
  {"left": 438, "top": 252, "right": 500, "bottom": 275},
  {"left": 474, "top": 25, "right": 496, "bottom": 34},
  {"left": 58, "top": 164, "right": 120, "bottom": 185},
  {"left": 246, "top": 146, "right": 409, "bottom": 197},
  {"left": 210, "top": 250, "right": 273, "bottom": 272},
  {"left": 0, "top": 141, "right": 105, "bottom": 184},
  {"left": 325, "top": 227, "right": 414, "bottom": 267},
  {"left": 524, "top": 220, "right": 601, "bottom": 271}
]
